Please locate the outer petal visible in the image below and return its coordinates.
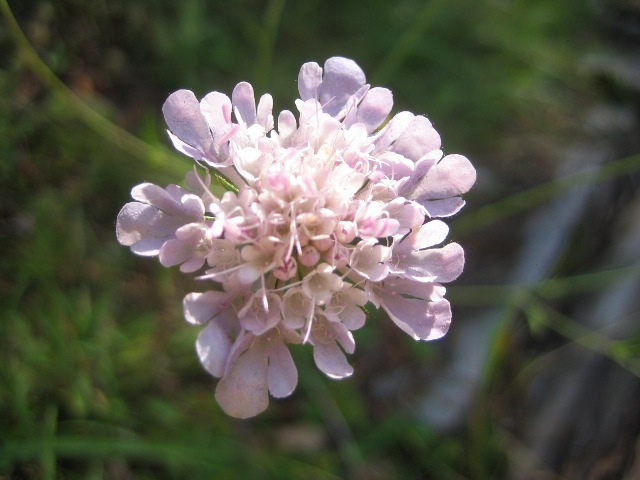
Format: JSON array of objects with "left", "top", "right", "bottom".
[
  {"left": 422, "top": 197, "right": 466, "bottom": 218},
  {"left": 350, "top": 240, "right": 391, "bottom": 282},
  {"left": 232, "top": 82, "right": 257, "bottom": 125},
  {"left": 200, "top": 91, "right": 232, "bottom": 133},
  {"left": 410, "top": 154, "right": 476, "bottom": 200},
  {"left": 372, "top": 111, "right": 414, "bottom": 153},
  {"left": 183, "top": 290, "right": 233, "bottom": 325},
  {"left": 238, "top": 293, "right": 282, "bottom": 335},
  {"left": 256, "top": 94, "right": 274, "bottom": 131},
  {"left": 411, "top": 220, "right": 450, "bottom": 250},
  {"left": 378, "top": 152, "right": 414, "bottom": 180},
  {"left": 400, "top": 242, "right": 465, "bottom": 283},
  {"left": 298, "top": 61, "right": 323, "bottom": 101},
  {"left": 356, "top": 87, "right": 393, "bottom": 133},
  {"left": 381, "top": 294, "right": 452, "bottom": 341},
  {"left": 333, "top": 321, "right": 356, "bottom": 354},
  {"left": 196, "top": 320, "right": 232, "bottom": 378},
  {"left": 267, "top": 341, "right": 298, "bottom": 398},
  {"left": 130, "top": 183, "right": 181, "bottom": 213},
  {"left": 116, "top": 202, "right": 159, "bottom": 246},
  {"left": 277, "top": 110, "right": 297, "bottom": 141},
  {"left": 318, "top": 57, "right": 366, "bottom": 116},
  {"left": 159, "top": 238, "right": 192, "bottom": 267},
  {"left": 162, "top": 90, "right": 213, "bottom": 153},
  {"left": 116, "top": 203, "right": 185, "bottom": 253},
  {"left": 398, "top": 150, "right": 443, "bottom": 196},
  {"left": 390, "top": 116, "right": 441, "bottom": 162},
  {"left": 215, "top": 344, "right": 269, "bottom": 419},
  {"left": 166, "top": 130, "right": 208, "bottom": 162},
  {"left": 179, "top": 255, "right": 206, "bottom": 273},
  {"left": 325, "top": 292, "right": 367, "bottom": 330},
  {"left": 313, "top": 341, "right": 354, "bottom": 379},
  {"left": 130, "top": 238, "right": 167, "bottom": 256},
  {"left": 381, "top": 276, "right": 446, "bottom": 300}
]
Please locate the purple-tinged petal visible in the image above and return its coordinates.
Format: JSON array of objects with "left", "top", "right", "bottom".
[
  {"left": 342, "top": 308, "right": 365, "bottom": 331},
  {"left": 318, "top": 57, "right": 366, "bottom": 117},
  {"left": 342, "top": 85, "right": 371, "bottom": 126},
  {"left": 215, "top": 344, "right": 269, "bottom": 418},
  {"left": 116, "top": 202, "right": 156, "bottom": 246},
  {"left": 159, "top": 239, "right": 191, "bottom": 267},
  {"left": 185, "top": 170, "right": 215, "bottom": 204},
  {"left": 183, "top": 290, "right": 233, "bottom": 324},
  {"left": 422, "top": 197, "right": 466, "bottom": 218},
  {"left": 381, "top": 293, "right": 451, "bottom": 341},
  {"left": 200, "top": 91, "right": 232, "bottom": 133},
  {"left": 131, "top": 183, "right": 181, "bottom": 212},
  {"left": 411, "top": 154, "right": 476, "bottom": 200},
  {"left": 277, "top": 110, "right": 297, "bottom": 141},
  {"left": 398, "top": 150, "right": 443, "bottom": 196},
  {"left": 383, "top": 276, "right": 446, "bottom": 300},
  {"left": 238, "top": 292, "right": 281, "bottom": 335},
  {"left": 390, "top": 116, "right": 441, "bottom": 161},
  {"left": 267, "top": 341, "right": 298, "bottom": 398},
  {"left": 166, "top": 130, "right": 208, "bottom": 162},
  {"left": 256, "top": 94, "right": 274, "bottom": 131},
  {"left": 232, "top": 82, "right": 257, "bottom": 125},
  {"left": 130, "top": 238, "right": 167, "bottom": 256},
  {"left": 356, "top": 87, "right": 393, "bottom": 133},
  {"left": 180, "top": 194, "right": 206, "bottom": 219},
  {"left": 313, "top": 341, "right": 354, "bottom": 379},
  {"left": 372, "top": 111, "right": 414, "bottom": 153},
  {"left": 378, "top": 152, "right": 414, "bottom": 179},
  {"left": 298, "top": 61, "right": 323, "bottom": 101},
  {"left": 385, "top": 200, "right": 424, "bottom": 234},
  {"left": 324, "top": 287, "right": 367, "bottom": 330},
  {"left": 196, "top": 320, "right": 232, "bottom": 378},
  {"left": 350, "top": 240, "right": 392, "bottom": 282},
  {"left": 332, "top": 321, "right": 356, "bottom": 354},
  {"left": 411, "top": 220, "right": 449, "bottom": 250},
  {"left": 116, "top": 203, "right": 184, "bottom": 250},
  {"left": 162, "top": 90, "right": 213, "bottom": 153},
  {"left": 411, "top": 242, "right": 465, "bottom": 283},
  {"left": 179, "top": 256, "right": 206, "bottom": 273}
]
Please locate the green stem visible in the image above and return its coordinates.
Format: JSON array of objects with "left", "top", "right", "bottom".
[{"left": 1, "top": 0, "right": 246, "bottom": 192}]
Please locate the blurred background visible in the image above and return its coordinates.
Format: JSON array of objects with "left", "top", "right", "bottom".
[{"left": 2, "top": 0, "right": 640, "bottom": 478}]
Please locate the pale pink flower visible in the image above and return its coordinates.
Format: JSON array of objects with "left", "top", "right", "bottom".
[{"left": 116, "top": 56, "right": 476, "bottom": 418}]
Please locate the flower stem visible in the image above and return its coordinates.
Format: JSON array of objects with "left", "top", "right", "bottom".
[{"left": 0, "top": 0, "right": 189, "bottom": 178}]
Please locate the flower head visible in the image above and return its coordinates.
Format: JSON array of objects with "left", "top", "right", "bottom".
[{"left": 117, "top": 56, "right": 476, "bottom": 418}]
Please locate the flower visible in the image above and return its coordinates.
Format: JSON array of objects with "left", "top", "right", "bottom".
[{"left": 116, "top": 56, "right": 476, "bottom": 418}]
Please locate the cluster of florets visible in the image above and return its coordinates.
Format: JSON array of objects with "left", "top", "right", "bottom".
[{"left": 116, "top": 57, "right": 476, "bottom": 418}]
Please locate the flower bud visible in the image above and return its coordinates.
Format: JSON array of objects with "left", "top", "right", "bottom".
[
  {"left": 299, "top": 245, "right": 320, "bottom": 266},
  {"left": 335, "top": 221, "right": 356, "bottom": 243}
]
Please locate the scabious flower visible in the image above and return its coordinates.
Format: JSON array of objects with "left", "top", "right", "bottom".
[{"left": 116, "top": 57, "right": 476, "bottom": 418}]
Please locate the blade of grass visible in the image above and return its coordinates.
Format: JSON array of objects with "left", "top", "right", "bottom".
[
  {"left": 0, "top": 0, "right": 190, "bottom": 178},
  {"left": 525, "top": 297, "right": 640, "bottom": 378},
  {"left": 455, "top": 153, "right": 640, "bottom": 238},
  {"left": 1, "top": 0, "right": 238, "bottom": 192},
  {"left": 254, "top": 0, "right": 287, "bottom": 92},
  {"left": 0, "top": 435, "right": 237, "bottom": 473},
  {"left": 448, "top": 265, "right": 640, "bottom": 307}
]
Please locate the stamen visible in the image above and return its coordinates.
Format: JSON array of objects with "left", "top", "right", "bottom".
[{"left": 302, "top": 300, "right": 316, "bottom": 344}]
